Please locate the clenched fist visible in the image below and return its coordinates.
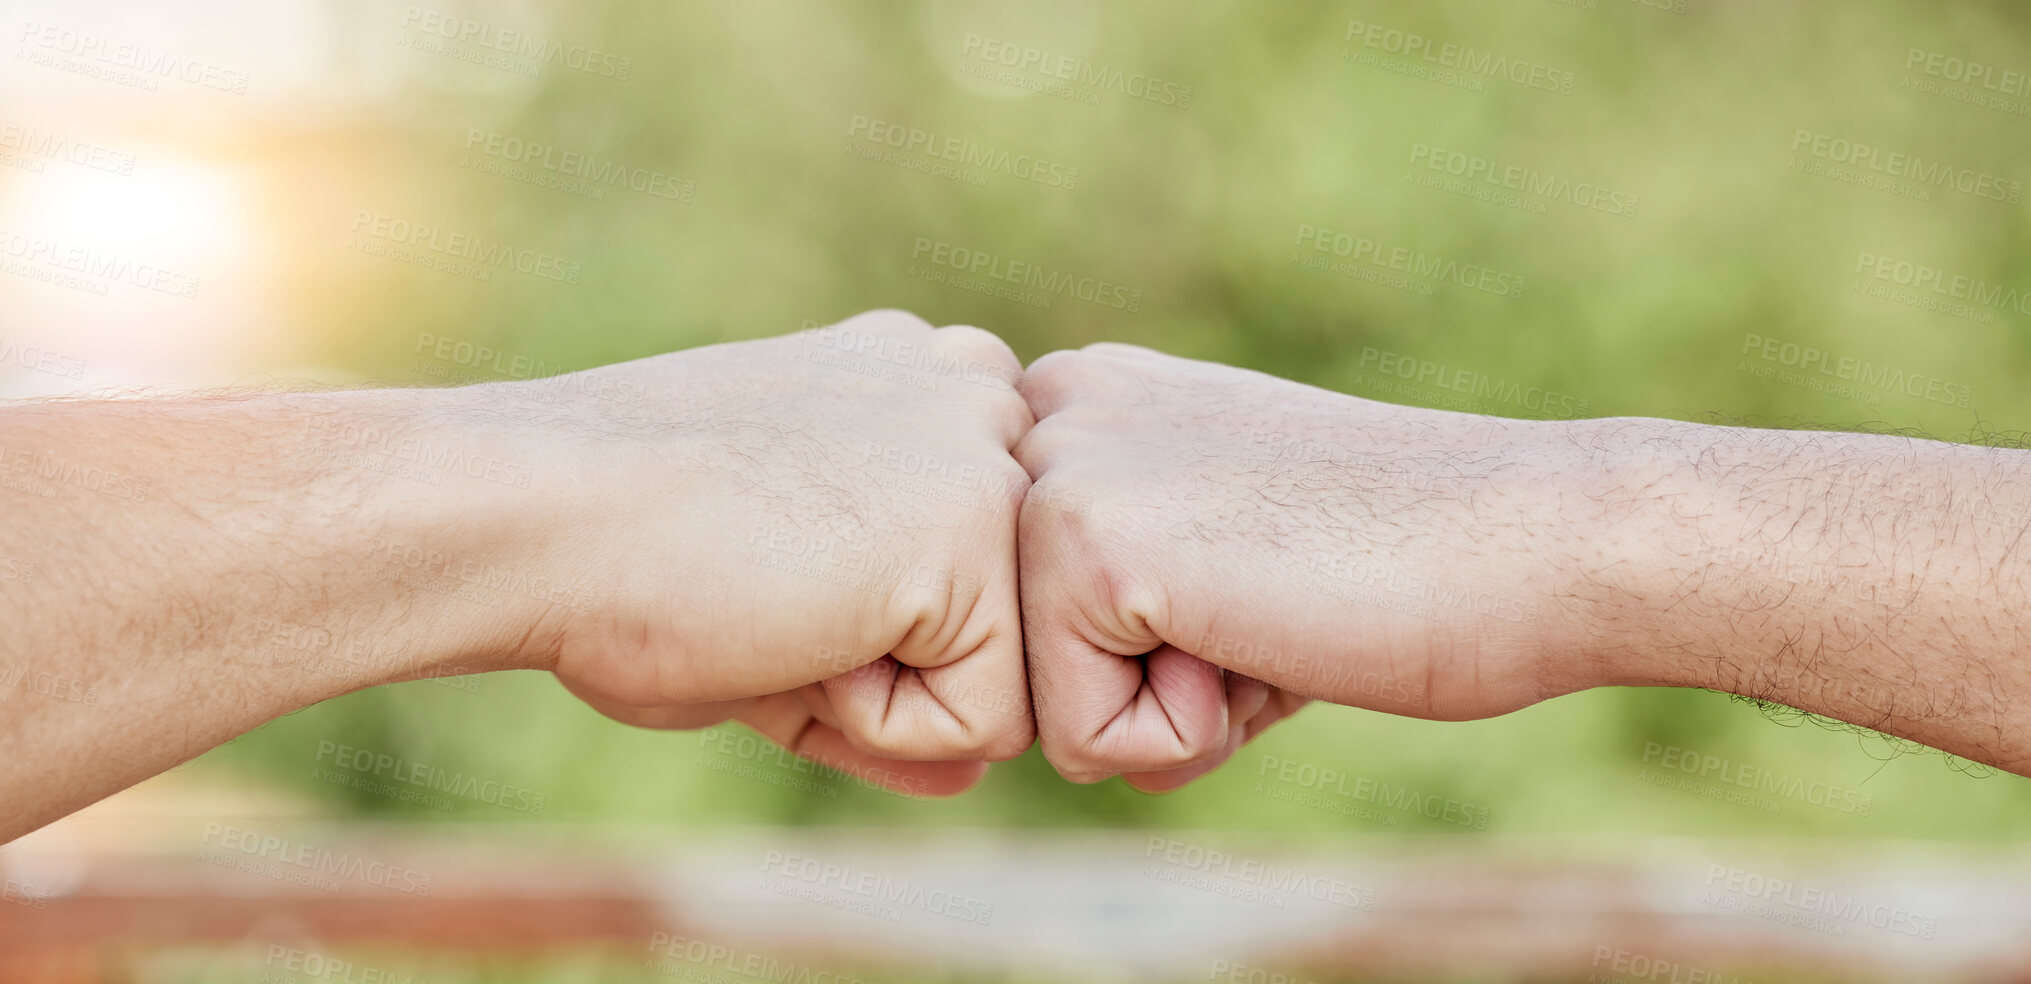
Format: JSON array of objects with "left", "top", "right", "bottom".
[
  {"left": 506, "top": 311, "right": 1038, "bottom": 795},
  {"left": 1014, "top": 344, "right": 1601, "bottom": 790}
]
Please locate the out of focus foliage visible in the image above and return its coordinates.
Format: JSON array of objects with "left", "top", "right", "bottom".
[{"left": 210, "top": 0, "right": 2031, "bottom": 839}]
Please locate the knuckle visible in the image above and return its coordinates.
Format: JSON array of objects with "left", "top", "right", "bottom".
[
  {"left": 947, "top": 717, "right": 1030, "bottom": 761},
  {"left": 983, "top": 721, "right": 1037, "bottom": 762},
  {"left": 1039, "top": 737, "right": 1105, "bottom": 777},
  {"left": 1010, "top": 415, "right": 1067, "bottom": 476},
  {"left": 1045, "top": 740, "right": 1161, "bottom": 780},
  {"left": 842, "top": 308, "right": 934, "bottom": 333},
  {"left": 846, "top": 723, "right": 923, "bottom": 758},
  {"left": 1021, "top": 470, "right": 1102, "bottom": 543},
  {"left": 1081, "top": 341, "right": 1154, "bottom": 359},
  {"left": 935, "top": 324, "right": 1019, "bottom": 368},
  {"left": 1176, "top": 723, "right": 1227, "bottom": 763},
  {"left": 1023, "top": 348, "right": 1085, "bottom": 386},
  {"left": 990, "top": 461, "right": 1032, "bottom": 515}
]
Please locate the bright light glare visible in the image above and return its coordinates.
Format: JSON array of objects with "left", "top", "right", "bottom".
[{"left": 7, "top": 151, "right": 250, "bottom": 263}]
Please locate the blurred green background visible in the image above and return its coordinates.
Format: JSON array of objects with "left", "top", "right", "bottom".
[
  {"left": 10, "top": 0, "right": 2031, "bottom": 979},
  {"left": 226, "top": 0, "right": 2031, "bottom": 840}
]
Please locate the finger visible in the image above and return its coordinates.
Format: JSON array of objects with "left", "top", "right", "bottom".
[
  {"left": 1028, "top": 627, "right": 1229, "bottom": 783},
  {"left": 1226, "top": 671, "right": 1272, "bottom": 725},
  {"left": 1119, "top": 671, "right": 1270, "bottom": 793},
  {"left": 1120, "top": 721, "right": 1243, "bottom": 793},
  {"left": 1244, "top": 688, "right": 1313, "bottom": 742},
  {"left": 739, "top": 693, "right": 988, "bottom": 798},
  {"left": 928, "top": 325, "right": 1033, "bottom": 448},
  {"left": 1121, "top": 674, "right": 1307, "bottom": 792},
  {"left": 823, "top": 531, "right": 1034, "bottom": 763},
  {"left": 793, "top": 681, "right": 845, "bottom": 732},
  {"left": 934, "top": 324, "right": 1022, "bottom": 382},
  {"left": 1079, "top": 341, "right": 1174, "bottom": 364},
  {"left": 1011, "top": 416, "right": 1074, "bottom": 480},
  {"left": 1019, "top": 349, "right": 1120, "bottom": 421},
  {"left": 1020, "top": 482, "right": 1230, "bottom": 781},
  {"left": 828, "top": 308, "right": 936, "bottom": 336}
]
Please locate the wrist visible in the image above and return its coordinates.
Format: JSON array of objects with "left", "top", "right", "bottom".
[
  {"left": 1527, "top": 415, "right": 1721, "bottom": 695},
  {"left": 286, "top": 385, "right": 577, "bottom": 688}
]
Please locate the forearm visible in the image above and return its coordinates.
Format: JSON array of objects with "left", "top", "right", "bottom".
[
  {"left": 0, "top": 389, "right": 551, "bottom": 840},
  {"left": 1564, "top": 416, "right": 2031, "bottom": 773}
]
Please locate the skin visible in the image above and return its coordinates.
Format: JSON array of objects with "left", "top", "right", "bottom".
[
  {"left": 0, "top": 310, "right": 1035, "bottom": 843},
  {"left": 1015, "top": 343, "right": 2031, "bottom": 787},
  {"left": 8, "top": 319, "right": 2030, "bottom": 840}
]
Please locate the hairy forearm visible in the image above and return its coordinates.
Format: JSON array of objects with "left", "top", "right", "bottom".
[
  {"left": 1565, "top": 416, "right": 2031, "bottom": 773},
  {"left": 0, "top": 389, "right": 550, "bottom": 840}
]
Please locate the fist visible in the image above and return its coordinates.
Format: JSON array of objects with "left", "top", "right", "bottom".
[
  {"left": 514, "top": 311, "right": 1037, "bottom": 795},
  {"left": 1014, "top": 344, "right": 1587, "bottom": 790}
]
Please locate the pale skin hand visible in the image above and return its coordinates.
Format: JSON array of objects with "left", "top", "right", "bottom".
[
  {"left": 0, "top": 310, "right": 1035, "bottom": 843},
  {"left": 1015, "top": 343, "right": 2031, "bottom": 787}
]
